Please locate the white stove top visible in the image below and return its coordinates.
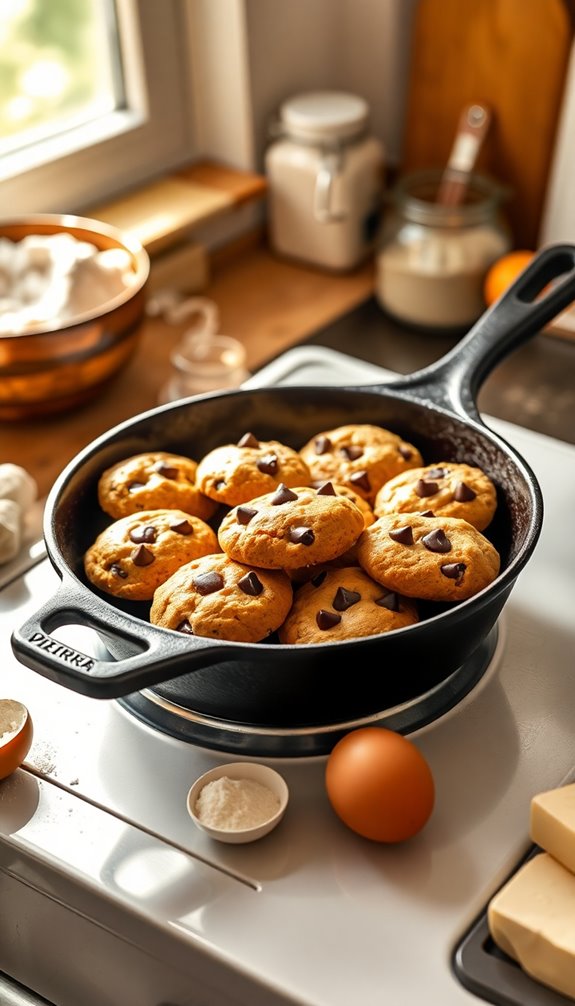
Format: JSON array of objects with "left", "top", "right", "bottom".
[{"left": 2, "top": 346, "right": 575, "bottom": 1006}]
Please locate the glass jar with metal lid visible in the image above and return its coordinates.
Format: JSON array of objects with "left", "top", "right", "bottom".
[
  {"left": 265, "top": 91, "right": 385, "bottom": 271},
  {"left": 375, "top": 170, "right": 511, "bottom": 330}
]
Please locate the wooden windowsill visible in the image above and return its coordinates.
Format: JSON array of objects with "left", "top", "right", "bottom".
[{"left": 87, "top": 160, "right": 268, "bottom": 257}]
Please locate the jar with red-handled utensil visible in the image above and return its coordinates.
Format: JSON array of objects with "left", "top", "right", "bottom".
[{"left": 375, "top": 168, "right": 511, "bottom": 331}]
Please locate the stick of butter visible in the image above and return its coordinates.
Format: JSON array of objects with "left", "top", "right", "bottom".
[
  {"left": 531, "top": 782, "right": 575, "bottom": 876},
  {"left": 488, "top": 852, "right": 575, "bottom": 1000}
]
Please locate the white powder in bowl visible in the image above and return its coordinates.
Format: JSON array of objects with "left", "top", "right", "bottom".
[
  {"left": 0, "top": 233, "right": 136, "bottom": 336},
  {"left": 194, "top": 776, "right": 281, "bottom": 831}
]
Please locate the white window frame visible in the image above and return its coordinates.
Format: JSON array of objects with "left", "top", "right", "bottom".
[{"left": 0, "top": 0, "right": 201, "bottom": 215}]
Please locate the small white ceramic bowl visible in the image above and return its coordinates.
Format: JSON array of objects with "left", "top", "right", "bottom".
[{"left": 187, "top": 761, "right": 289, "bottom": 844}]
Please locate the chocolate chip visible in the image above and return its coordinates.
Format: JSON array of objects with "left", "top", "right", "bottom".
[
  {"left": 131, "top": 544, "right": 155, "bottom": 567},
  {"left": 426, "top": 467, "right": 446, "bottom": 479},
  {"left": 110, "top": 563, "right": 127, "bottom": 578},
  {"left": 419, "top": 510, "right": 435, "bottom": 518},
  {"left": 332, "top": 586, "right": 360, "bottom": 611},
  {"left": 238, "top": 571, "right": 264, "bottom": 596},
  {"left": 339, "top": 445, "right": 363, "bottom": 461},
  {"left": 257, "top": 453, "right": 279, "bottom": 475},
  {"left": 441, "top": 562, "right": 466, "bottom": 582},
  {"left": 316, "top": 609, "right": 342, "bottom": 630},
  {"left": 154, "top": 461, "right": 178, "bottom": 479},
  {"left": 311, "top": 570, "right": 327, "bottom": 587},
  {"left": 237, "top": 432, "right": 259, "bottom": 448},
  {"left": 176, "top": 620, "right": 194, "bottom": 635},
  {"left": 389, "top": 525, "right": 414, "bottom": 546},
  {"left": 349, "top": 470, "right": 371, "bottom": 492},
  {"left": 193, "top": 571, "right": 224, "bottom": 595},
  {"left": 454, "top": 480, "right": 477, "bottom": 502},
  {"left": 237, "top": 505, "right": 257, "bottom": 525},
  {"left": 316, "top": 480, "right": 336, "bottom": 496},
  {"left": 375, "top": 591, "right": 400, "bottom": 611},
  {"left": 129, "top": 525, "right": 156, "bottom": 544},
  {"left": 288, "top": 526, "right": 315, "bottom": 545},
  {"left": 422, "top": 528, "right": 452, "bottom": 553},
  {"left": 416, "top": 479, "right": 438, "bottom": 497},
  {"left": 170, "top": 519, "right": 193, "bottom": 536},
  {"left": 314, "top": 435, "right": 332, "bottom": 455},
  {"left": 398, "top": 445, "right": 412, "bottom": 460},
  {"left": 271, "top": 483, "right": 298, "bottom": 505},
  {"left": 127, "top": 481, "right": 145, "bottom": 492}
]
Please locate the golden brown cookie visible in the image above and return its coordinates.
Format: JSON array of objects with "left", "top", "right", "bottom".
[
  {"left": 289, "top": 483, "right": 376, "bottom": 581},
  {"left": 98, "top": 451, "right": 217, "bottom": 522},
  {"left": 84, "top": 509, "right": 220, "bottom": 601},
  {"left": 217, "top": 481, "right": 365, "bottom": 570},
  {"left": 195, "top": 431, "right": 311, "bottom": 506},
  {"left": 150, "top": 553, "right": 293, "bottom": 643},
  {"left": 299, "top": 424, "right": 423, "bottom": 505},
  {"left": 279, "top": 566, "right": 418, "bottom": 645},
  {"left": 356, "top": 513, "right": 500, "bottom": 602},
  {"left": 311, "top": 481, "right": 376, "bottom": 529},
  {"left": 373, "top": 461, "right": 497, "bottom": 531}
]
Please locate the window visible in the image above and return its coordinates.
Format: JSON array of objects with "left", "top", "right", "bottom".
[
  {"left": 0, "top": 0, "right": 197, "bottom": 215},
  {"left": 0, "top": 0, "right": 123, "bottom": 156}
]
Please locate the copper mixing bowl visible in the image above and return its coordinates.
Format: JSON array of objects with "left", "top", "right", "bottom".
[{"left": 0, "top": 214, "right": 150, "bottom": 420}]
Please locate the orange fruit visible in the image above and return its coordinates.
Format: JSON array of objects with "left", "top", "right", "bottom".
[{"left": 483, "top": 250, "right": 535, "bottom": 306}]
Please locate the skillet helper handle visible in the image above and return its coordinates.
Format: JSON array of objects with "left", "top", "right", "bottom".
[
  {"left": 398, "top": 244, "right": 575, "bottom": 421},
  {"left": 11, "top": 576, "right": 243, "bottom": 699}
]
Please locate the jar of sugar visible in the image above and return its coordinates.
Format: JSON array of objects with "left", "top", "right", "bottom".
[
  {"left": 375, "top": 170, "right": 511, "bottom": 330},
  {"left": 265, "top": 91, "right": 385, "bottom": 271}
]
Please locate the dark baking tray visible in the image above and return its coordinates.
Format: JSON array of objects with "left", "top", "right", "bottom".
[{"left": 452, "top": 846, "right": 572, "bottom": 1005}]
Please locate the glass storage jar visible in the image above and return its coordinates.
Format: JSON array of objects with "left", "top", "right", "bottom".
[
  {"left": 375, "top": 170, "right": 511, "bottom": 330},
  {"left": 265, "top": 91, "right": 385, "bottom": 272},
  {"left": 157, "top": 297, "right": 249, "bottom": 403}
]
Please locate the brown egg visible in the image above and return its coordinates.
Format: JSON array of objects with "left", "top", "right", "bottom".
[{"left": 325, "top": 727, "right": 435, "bottom": 843}]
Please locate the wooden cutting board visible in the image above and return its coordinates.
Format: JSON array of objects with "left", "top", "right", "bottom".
[{"left": 401, "top": 0, "right": 575, "bottom": 248}]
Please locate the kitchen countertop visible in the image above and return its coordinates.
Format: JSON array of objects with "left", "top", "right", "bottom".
[
  {"left": 293, "top": 295, "right": 575, "bottom": 447},
  {"left": 1, "top": 242, "right": 574, "bottom": 499}
]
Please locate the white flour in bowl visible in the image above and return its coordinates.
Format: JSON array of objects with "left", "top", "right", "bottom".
[
  {"left": 194, "top": 776, "right": 280, "bottom": 831},
  {"left": 0, "top": 232, "right": 137, "bottom": 336}
]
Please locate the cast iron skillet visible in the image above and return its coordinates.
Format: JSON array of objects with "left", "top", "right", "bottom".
[{"left": 11, "top": 245, "right": 575, "bottom": 727}]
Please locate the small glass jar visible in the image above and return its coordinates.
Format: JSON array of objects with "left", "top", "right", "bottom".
[
  {"left": 159, "top": 332, "right": 249, "bottom": 403},
  {"left": 157, "top": 297, "right": 250, "bottom": 403},
  {"left": 375, "top": 170, "right": 511, "bottom": 330}
]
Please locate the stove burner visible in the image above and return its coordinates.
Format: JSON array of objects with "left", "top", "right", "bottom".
[{"left": 117, "top": 624, "right": 502, "bottom": 757}]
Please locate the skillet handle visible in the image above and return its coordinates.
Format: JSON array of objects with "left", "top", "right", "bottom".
[
  {"left": 10, "top": 575, "right": 244, "bottom": 699},
  {"left": 391, "top": 243, "right": 575, "bottom": 421}
]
